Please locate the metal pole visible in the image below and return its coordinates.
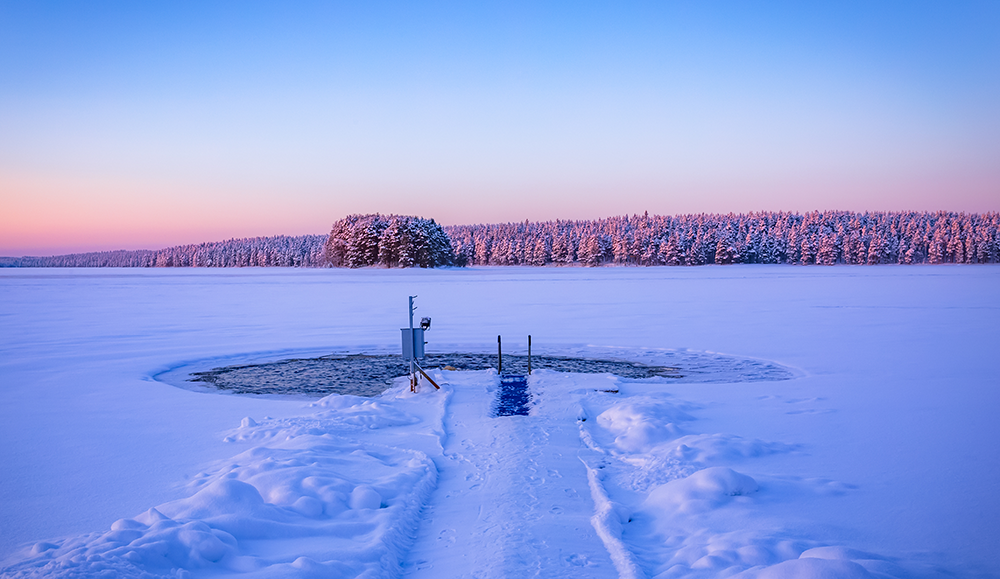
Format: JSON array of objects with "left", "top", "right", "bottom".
[
  {"left": 409, "top": 296, "right": 416, "bottom": 389},
  {"left": 528, "top": 334, "right": 532, "bottom": 375},
  {"left": 408, "top": 296, "right": 415, "bottom": 332},
  {"left": 497, "top": 335, "right": 502, "bottom": 374}
]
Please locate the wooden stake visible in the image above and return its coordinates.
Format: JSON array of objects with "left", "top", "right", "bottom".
[
  {"left": 416, "top": 366, "right": 440, "bottom": 390},
  {"left": 497, "top": 335, "right": 502, "bottom": 374},
  {"left": 410, "top": 360, "right": 440, "bottom": 391},
  {"left": 528, "top": 334, "right": 532, "bottom": 375}
]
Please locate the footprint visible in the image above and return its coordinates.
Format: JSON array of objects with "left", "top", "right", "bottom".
[
  {"left": 550, "top": 506, "right": 564, "bottom": 514},
  {"left": 786, "top": 397, "right": 825, "bottom": 404}
]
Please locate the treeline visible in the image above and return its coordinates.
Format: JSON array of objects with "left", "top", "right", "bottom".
[
  {"left": 445, "top": 211, "right": 1000, "bottom": 266},
  {"left": 3, "top": 211, "right": 998, "bottom": 268},
  {"left": 325, "top": 214, "right": 455, "bottom": 268},
  {"left": 1, "top": 235, "right": 327, "bottom": 268}
]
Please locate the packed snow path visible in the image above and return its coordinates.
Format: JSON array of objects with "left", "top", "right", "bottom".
[{"left": 402, "top": 371, "right": 616, "bottom": 578}]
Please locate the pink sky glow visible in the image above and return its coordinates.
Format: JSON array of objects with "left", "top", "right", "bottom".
[{"left": 3, "top": 2, "right": 998, "bottom": 257}]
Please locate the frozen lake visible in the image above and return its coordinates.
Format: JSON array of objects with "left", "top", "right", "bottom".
[{"left": 0, "top": 266, "right": 997, "bottom": 577}]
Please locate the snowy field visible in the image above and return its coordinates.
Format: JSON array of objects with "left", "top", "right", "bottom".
[{"left": 0, "top": 266, "right": 997, "bottom": 578}]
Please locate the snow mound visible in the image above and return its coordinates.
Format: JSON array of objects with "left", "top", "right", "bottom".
[
  {"left": 596, "top": 399, "right": 694, "bottom": 452},
  {"left": 582, "top": 392, "right": 796, "bottom": 492},
  {"left": 0, "top": 384, "right": 445, "bottom": 579},
  {"left": 644, "top": 467, "right": 759, "bottom": 515},
  {"left": 743, "top": 557, "right": 875, "bottom": 579},
  {"left": 798, "top": 546, "right": 881, "bottom": 561},
  {"left": 576, "top": 383, "right": 909, "bottom": 579}
]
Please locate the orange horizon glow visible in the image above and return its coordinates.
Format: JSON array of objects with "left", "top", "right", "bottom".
[
  {"left": 3, "top": 3, "right": 998, "bottom": 257},
  {"left": 4, "top": 165, "right": 998, "bottom": 257}
]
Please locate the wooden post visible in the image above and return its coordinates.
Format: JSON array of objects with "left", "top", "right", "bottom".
[
  {"left": 528, "top": 334, "right": 532, "bottom": 375},
  {"left": 497, "top": 335, "right": 502, "bottom": 374}
]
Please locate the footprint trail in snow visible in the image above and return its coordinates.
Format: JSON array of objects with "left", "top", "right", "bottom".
[{"left": 402, "top": 370, "right": 615, "bottom": 578}]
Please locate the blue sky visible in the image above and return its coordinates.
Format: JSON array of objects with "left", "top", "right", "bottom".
[{"left": 2, "top": 1, "right": 998, "bottom": 255}]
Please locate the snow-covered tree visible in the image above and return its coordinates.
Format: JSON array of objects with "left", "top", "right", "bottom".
[{"left": 8, "top": 211, "right": 998, "bottom": 269}]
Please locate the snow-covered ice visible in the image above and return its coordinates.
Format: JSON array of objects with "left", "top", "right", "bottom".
[{"left": 0, "top": 266, "right": 998, "bottom": 578}]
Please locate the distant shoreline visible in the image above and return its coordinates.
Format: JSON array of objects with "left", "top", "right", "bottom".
[{"left": 4, "top": 210, "right": 998, "bottom": 267}]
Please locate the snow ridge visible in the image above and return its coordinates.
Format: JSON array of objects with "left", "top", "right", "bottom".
[{"left": 581, "top": 453, "right": 645, "bottom": 579}]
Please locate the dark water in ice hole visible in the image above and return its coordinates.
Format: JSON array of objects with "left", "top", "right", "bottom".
[
  {"left": 187, "top": 353, "right": 681, "bottom": 397},
  {"left": 494, "top": 375, "right": 532, "bottom": 417}
]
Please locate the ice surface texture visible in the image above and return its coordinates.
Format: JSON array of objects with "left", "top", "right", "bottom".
[{"left": 166, "top": 349, "right": 794, "bottom": 398}]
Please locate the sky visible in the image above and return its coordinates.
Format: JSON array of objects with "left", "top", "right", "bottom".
[{"left": 1, "top": 1, "right": 999, "bottom": 256}]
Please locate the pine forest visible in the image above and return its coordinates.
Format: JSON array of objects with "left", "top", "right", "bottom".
[{"left": 3, "top": 211, "right": 998, "bottom": 268}]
